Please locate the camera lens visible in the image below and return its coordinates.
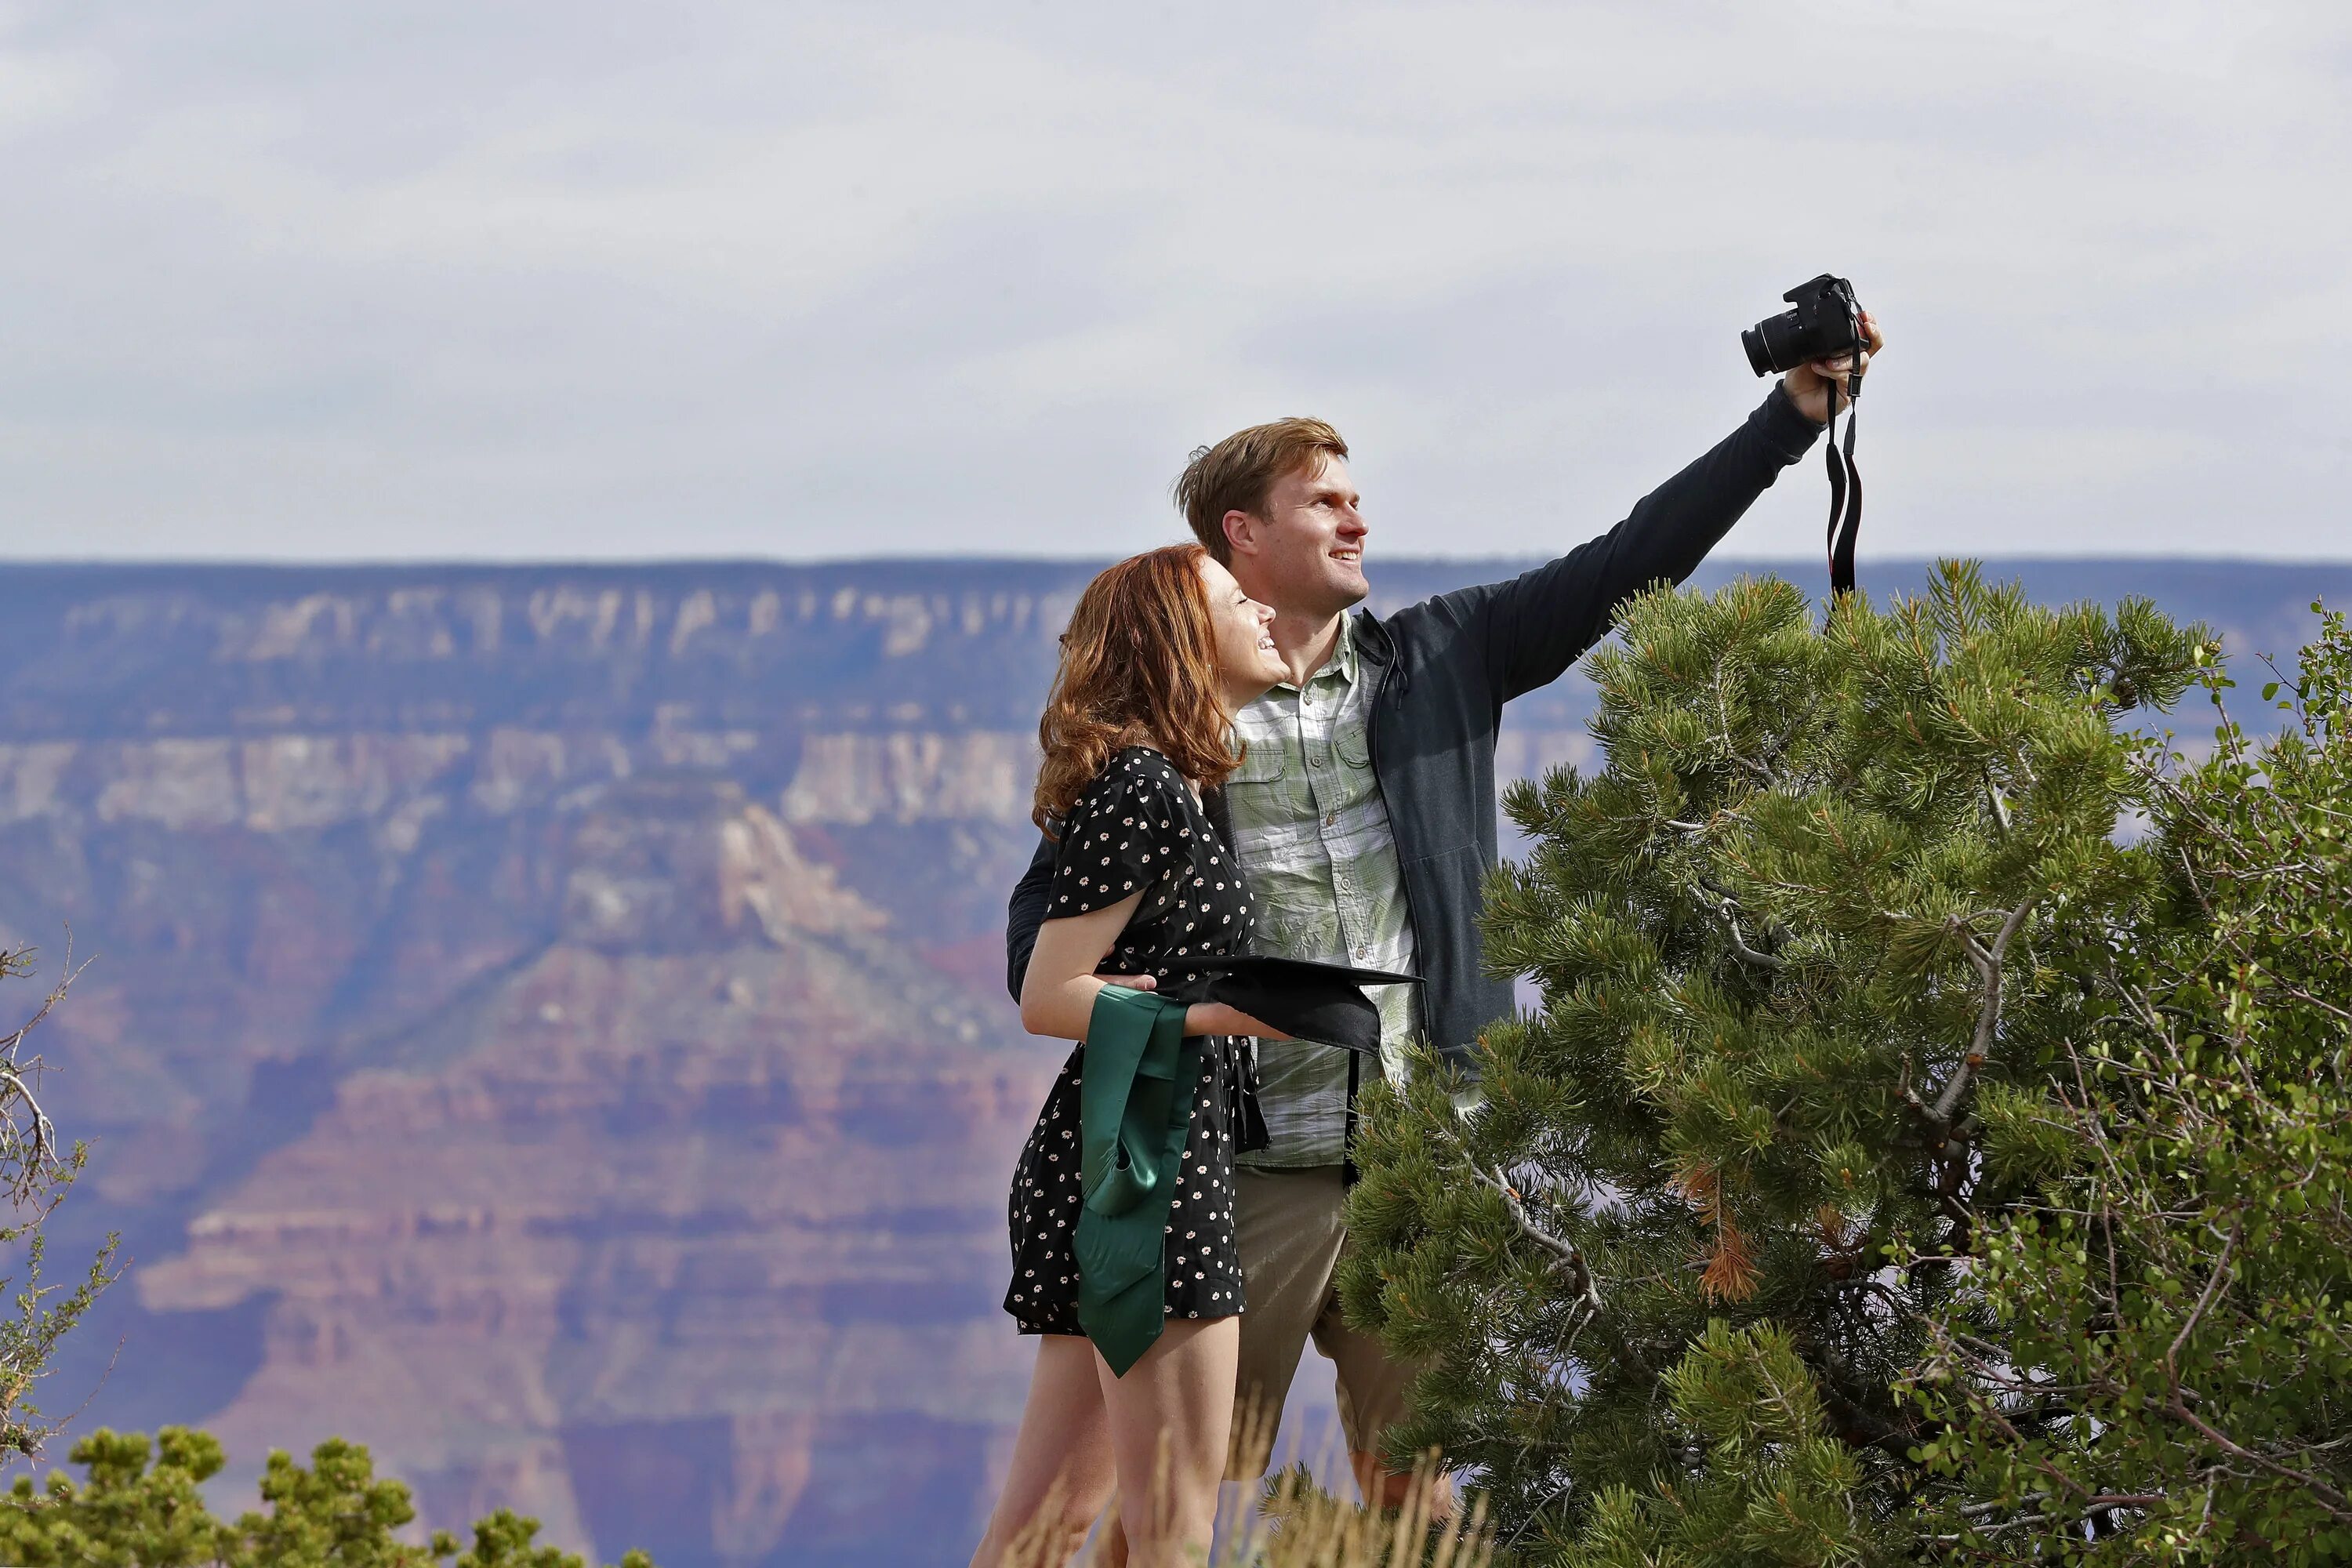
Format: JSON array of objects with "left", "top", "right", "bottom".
[{"left": 1742, "top": 310, "right": 1811, "bottom": 377}]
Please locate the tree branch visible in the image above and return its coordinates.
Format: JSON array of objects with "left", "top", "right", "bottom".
[
  {"left": 1472, "top": 1163, "right": 1604, "bottom": 1313},
  {"left": 1933, "top": 895, "right": 2035, "bottom": 1124},
  {"left": 2151, "top": 1223, "right": 2352, "bottom": 1521}
]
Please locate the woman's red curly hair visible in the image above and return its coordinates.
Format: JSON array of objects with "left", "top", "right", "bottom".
[{"left": 1033, "top": 543, "right": 1240, "bottom": 835}]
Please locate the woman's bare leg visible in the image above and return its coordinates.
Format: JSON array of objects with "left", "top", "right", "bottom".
[
  {"left": 1096, "top": 1316, "right": 1238, "bottom": 1568},
  {"left": 970, "top": 1335, "right": 1118, "bottom": 1568}
]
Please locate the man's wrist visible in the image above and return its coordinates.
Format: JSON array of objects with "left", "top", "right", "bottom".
[{"left": 1753, "top": 381, "right": 1825, "bottom": 462}]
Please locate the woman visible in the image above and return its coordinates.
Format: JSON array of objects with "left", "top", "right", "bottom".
[{"left": 969, "top": 543, "right": 1287, "bottom": 1568}]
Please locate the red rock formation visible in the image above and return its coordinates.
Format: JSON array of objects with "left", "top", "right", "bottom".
[
  {"left": 132, "top": 776, "right": 1057, "bottom": 1561},
  {"left": 0, "top": 564, "right": 1109, "bottom": 1565}
]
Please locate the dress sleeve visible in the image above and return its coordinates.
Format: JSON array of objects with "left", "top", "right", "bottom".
[{"left": 1046, "top": 764, "right": 1172, "bottom": 919}]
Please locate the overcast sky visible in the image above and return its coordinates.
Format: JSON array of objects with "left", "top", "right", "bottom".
[{"left": 4, "top": 2, "right": 2348, "bottom": 563}]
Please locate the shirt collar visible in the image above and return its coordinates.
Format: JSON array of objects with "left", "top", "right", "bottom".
[
  {"left": 1329, "top": 612, "right": 1360, "bottom": 684},
  {"left": 1275, "top": 612, "right": 1357, "bottom": 692}
]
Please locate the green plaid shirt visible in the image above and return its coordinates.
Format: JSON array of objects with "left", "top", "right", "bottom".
[{"left": 1225, "top": 615, "right": 1421, "bottom": 1167}]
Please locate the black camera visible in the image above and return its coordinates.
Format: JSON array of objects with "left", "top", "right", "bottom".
[{"left": 1742, "top": 274, "right": 1864, "bottom": 377}]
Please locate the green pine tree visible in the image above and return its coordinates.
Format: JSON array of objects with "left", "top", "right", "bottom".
[{"left": 1338, "top": 564, "right": 2208, "bottom": 1563}]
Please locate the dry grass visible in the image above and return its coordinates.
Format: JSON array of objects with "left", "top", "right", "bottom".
[
  {"left": 996, "top": 1399, "right": 1494, "bottom": 1568},
  {"left": 1236, "top": 1457, "right": 1492, "bottom": 1568}
]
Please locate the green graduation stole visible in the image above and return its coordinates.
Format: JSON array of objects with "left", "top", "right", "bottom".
[{"left": 1073, "top": 984, "right": 1206, "bottom": 1377}]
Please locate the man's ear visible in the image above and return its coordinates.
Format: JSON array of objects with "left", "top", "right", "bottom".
[{"left": 1221, "top": 510, "right": 1259, "bottom": 559}]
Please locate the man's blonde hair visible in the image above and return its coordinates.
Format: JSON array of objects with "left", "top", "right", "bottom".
[{"left": 1173, "top": 417, "right": 1349, "bottom": 564}]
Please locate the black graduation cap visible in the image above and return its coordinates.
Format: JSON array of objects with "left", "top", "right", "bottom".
[{"left": 1156, "top": 954, "right": 1421, "bottom": 1055}]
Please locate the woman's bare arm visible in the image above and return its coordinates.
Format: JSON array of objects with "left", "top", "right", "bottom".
[{"left": 1018, "top": 895, "right": 1282, "bottom": 1042}]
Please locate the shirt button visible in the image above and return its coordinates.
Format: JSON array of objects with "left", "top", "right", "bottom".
[{"left": 1323, "top": 811, "right": 1337, "bottom": 826}]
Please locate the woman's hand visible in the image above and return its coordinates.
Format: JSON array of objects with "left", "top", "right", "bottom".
[{"left": 1185, "top": 1002, "right": 1290, "bottom": 1042}]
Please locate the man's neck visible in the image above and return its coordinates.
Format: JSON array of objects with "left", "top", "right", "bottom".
[{"left": 1267, "top": 605, "right": 1347, "bottom": 688}]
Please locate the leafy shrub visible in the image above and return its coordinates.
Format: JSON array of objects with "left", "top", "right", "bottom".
[{"left": 0, "top": 1426, "right": 655, "bottom": 1568}]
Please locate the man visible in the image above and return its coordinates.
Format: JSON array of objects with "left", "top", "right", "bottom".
[{"left": 1005, "top": 318, "right": 1882, "bottom": 1510}]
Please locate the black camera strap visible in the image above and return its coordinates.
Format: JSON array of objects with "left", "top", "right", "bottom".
[{"left": 1824, "top": 370, "right": 1863, "bottom": 596}]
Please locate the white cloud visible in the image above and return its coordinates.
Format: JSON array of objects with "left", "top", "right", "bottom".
[{"left": 3, "top": 0, "right": 2348, "bottom": 561}]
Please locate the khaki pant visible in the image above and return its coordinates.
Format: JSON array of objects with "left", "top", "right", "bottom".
[{"left": 1225, "top": 1164, "right": 1421, "bottom": 1479}]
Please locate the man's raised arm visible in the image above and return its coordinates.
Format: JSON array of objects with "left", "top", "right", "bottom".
[{"left": 1454, "top": 385, "right": 1821, "bottom": 703}]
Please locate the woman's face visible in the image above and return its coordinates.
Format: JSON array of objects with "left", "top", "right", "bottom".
[{"left": 1199, "top": 556, "right": 1283, "bottom": 705}]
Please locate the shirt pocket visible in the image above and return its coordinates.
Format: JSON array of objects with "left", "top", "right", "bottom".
[
  {"left": 1334, "top": 717, "right": 1372, "bottom": 771},
  {"left": 1228, "top": 739, "right": 1287, "bottom": 787}
]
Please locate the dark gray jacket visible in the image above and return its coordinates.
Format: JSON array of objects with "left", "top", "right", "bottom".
[{"left": 1007, "top": 387, "right": 1822, "bottom": 1067}]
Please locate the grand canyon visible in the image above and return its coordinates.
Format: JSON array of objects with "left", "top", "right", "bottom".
[{"left": 1, "top": 557, "right": 2340, "bottom": 1567}]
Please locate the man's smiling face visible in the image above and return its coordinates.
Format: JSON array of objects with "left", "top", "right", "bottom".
[{"left": 1229, "top": 451, "right": 1369, "bottom": 619}]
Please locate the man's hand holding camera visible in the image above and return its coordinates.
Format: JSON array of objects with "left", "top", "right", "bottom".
[
  {"left": 1780, "top": 307, "right": 1884, "bottom": 425},
  {"left": 1742, "top": 274, "right": 1886, "bottom": 425},
  {"left": 1741, "top": 273, "right": 1884, "bottom": 590}
]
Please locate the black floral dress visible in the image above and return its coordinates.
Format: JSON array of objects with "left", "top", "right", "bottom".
[{"left": 1004, "top": 747, "right": 1254, "bottom": 1336}]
